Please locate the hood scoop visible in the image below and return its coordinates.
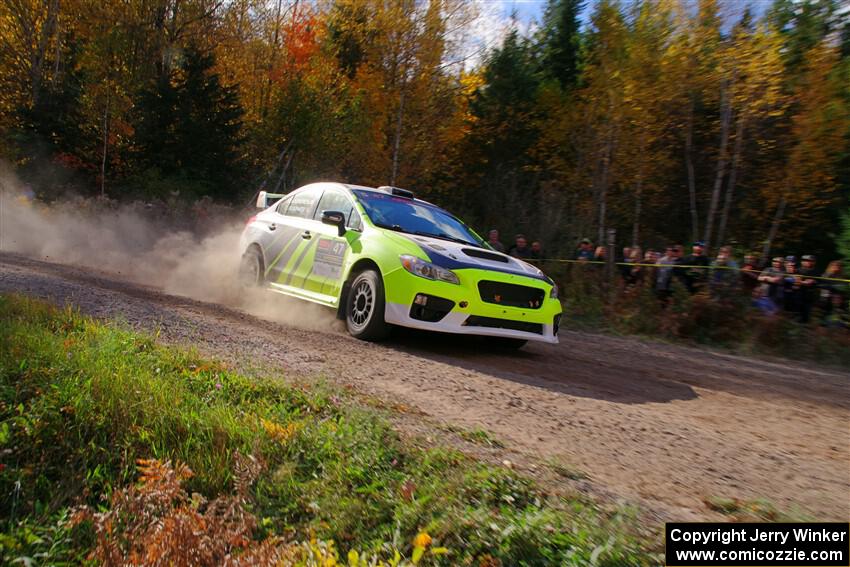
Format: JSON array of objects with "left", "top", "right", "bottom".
[{"left": 462, "top": 248, "right": 509, "bottom": 263}]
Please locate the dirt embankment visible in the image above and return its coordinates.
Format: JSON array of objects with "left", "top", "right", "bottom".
[{"left": 1, "top": 252, "right": 848, "bottom": 522}]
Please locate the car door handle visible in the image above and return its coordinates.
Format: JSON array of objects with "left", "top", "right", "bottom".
[
  {"left": 268, "top": 223, "right": 277, "bottom": 231},
  {"left": 301, "top": 230, "right": 312, "bottom": 240}
]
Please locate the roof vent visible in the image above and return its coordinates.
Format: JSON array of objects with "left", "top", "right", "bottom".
[{"left": 378, "top": 185, "right": 414, "bottom": 199}]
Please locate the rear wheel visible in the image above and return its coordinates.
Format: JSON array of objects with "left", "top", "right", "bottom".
[
  {"left": 239, "top": 246, "right": 264, "bottom": 288},
  {"left": 346, "top": 269, "right": 389, "bottom": 341},
  {"left": 485, "top": 337, "right": 528, "bottom": 350}
]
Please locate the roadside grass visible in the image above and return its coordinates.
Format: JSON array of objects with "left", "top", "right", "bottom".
[
  {"left": 703, "top": 496, "right": 813, "bottom": 523},
  {"left": 546, "top": 458, "right": 590, "bottom": 482},
  {"left": 0, "top": 294, "right": 658, "bottom": 565},
  {"left": 440, "top": 424, "right": 505, "bottom": 449}
]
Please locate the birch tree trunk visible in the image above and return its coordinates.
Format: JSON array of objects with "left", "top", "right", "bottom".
[
  {"left": 717, "top": 115, "right": 746, "bottom": 248},
  {"left": 684, "top": 96, "right": 699, "bottom": 242},
  {"left": 597, "top": 132, "right": 614, "bottom": 246},
  {"left": 100, "top": 88, "right": 110, "bottom": 197},
  {"left": 762, "top": 194, "right": 786, "bottom": 260},
  {"left": 703, "top": 79, "right": 733, "bottom": 249},
  {"left": 632, "top": 177, "right": 643, "bottom": 247},
  {"left": 273, "top": 145, "right": 295, "bottom": 194},
  {"left": 390, "top": 86, "right": 406, "bottom": 186}
]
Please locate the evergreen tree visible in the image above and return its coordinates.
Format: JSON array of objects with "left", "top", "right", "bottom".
[
  {"left": 20, "top": 40, "right": 83, "bottom": 154},
  {"left": 470, "top": 30, "right": 540, "bottom": 153},
  {"left": 14, "top": 37, "right": 88, "bottom": 186},
  {"left": 462, "top": 31, "right": 542, "bottom": 231},
  {"left": 769, "top": 0, "right": 838, "bottom": 73},
  {"left": 537, "top": 0, "right": 584, "bottom": 89},
  {"left": 133, "top": 48, "right": 245, "bottom": 199}
]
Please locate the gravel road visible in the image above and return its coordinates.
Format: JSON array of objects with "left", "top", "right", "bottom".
[{"left": 1, "top": 251, "right": 848, "bottom": 522}]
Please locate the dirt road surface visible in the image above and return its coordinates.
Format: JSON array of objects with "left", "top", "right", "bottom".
[{"left": 1, "top": 252, "right": 848, "bottom": 522}]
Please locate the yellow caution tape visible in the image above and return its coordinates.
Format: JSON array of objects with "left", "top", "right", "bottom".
[{"left": 529, "top": 258, "right": 850, "bottom": 284}]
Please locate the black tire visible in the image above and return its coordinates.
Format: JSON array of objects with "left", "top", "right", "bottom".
[
  {"left": 239, "top": 246, "right": 264, "bottom": 288},
  {"left": 345, "top": 269, "right": 389, "bottom": 341},
  {"left": 485, "top": 337, "right": 528, "bottom": 350}
]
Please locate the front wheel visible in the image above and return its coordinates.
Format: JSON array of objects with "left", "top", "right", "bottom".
[{"left": 345, "top": 269, "right": 390, "bottom": 341}]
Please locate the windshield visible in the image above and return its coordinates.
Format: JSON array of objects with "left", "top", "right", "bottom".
[{"left": 352, "top": 190, "right": 484, "bottom": 247}]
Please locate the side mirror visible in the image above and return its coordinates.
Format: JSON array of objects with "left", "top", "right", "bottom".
[{"left": 321, "top": 210, "right": 346, "bottom": 237}]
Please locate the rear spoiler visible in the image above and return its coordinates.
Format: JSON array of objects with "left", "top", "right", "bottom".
[{"left": 256, "top": 191, "right": 286, "bottom": 209}]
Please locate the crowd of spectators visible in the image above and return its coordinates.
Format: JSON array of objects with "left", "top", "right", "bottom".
[
  {"left": 602, "top": 239, "right": 846, "bottom": 328},
  {"left": 485, "top": 230, "right": 849, "bottom": 329},
  {"left": 486, "top": 230, "right": 544, "bottom": 260}
]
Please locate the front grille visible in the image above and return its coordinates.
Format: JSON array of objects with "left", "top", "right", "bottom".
[
  {"left": 478, "top": 281, "right": 545, "bottom": 309},
  {"left": 463, "top": 315, "right": 543, "bottom": 335}
]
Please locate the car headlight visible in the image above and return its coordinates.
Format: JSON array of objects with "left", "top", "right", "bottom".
[
  {"left": 400, "top": 255, "right": 459, "bottom": 285},
  {"left": 550, "top": 283, "right": 559, "bottom": 299}
]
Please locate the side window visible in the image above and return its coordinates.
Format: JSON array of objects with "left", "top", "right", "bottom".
[
  {"left": 348, "top": 209, "right": 362, "bottom": 231},
  {"left": 284, "top": 187, "right": 322, "bottom": 219},
  {"left": 275, "top": 196, "right": 291, "bottom": 214},
  {"left": 314, "top": 190, "right": 361, "bottom": 229}
]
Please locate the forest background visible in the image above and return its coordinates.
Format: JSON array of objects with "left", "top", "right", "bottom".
[{"left": 2, "top": 0, "right": 849, "bottom": 263}]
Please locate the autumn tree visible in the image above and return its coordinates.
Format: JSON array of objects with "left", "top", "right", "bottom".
[
  {"left": 575, "top": 0, "right": 629, "bottom": 245},
  {"left": 712, "top": 18, "right": 784, "bottom": 249},
  {"left": 759, "top": 42, "right": 848, "bottom": 257}
]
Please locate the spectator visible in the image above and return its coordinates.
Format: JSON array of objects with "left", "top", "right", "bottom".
[
  {"left": 576, "top": 238, "right": 594, "bottom": 261},
  {"left": 487, "top": 229, "right": 505, "bottom": 253},
  {"left": 642, "top": 249, "right": 658, "bottom": 287},
  {"left": 820, "top": 260, "right": 844, "bottom": 315},
  {"left": 655, "top": 245, "right": 679, "bottom": 302},
  {"left": 620, "top": 247, "right": 633, "bottom": 281},
  {"left": 626, "top": 247, "right": 644, "bottom": 287},
  {"left": 509, "top": 234, "right": 533, "bottom": 259},
  {"left": 798, "top": 255, "right": 818, "bottom": 324},
  {"left": 758, "top": 257, "right": 785, "bottom": 304},
  {"left": 711, "top": 246, "right": 739, "bottom": 294},
  {"left": 593, "top": 245, "right": 607, "bottom": 261},
  {"left": 646, "top": 249, "right": 659, "bottom": 263},
  {"left": 752, "top": 287, "right": 779, "bottom": 316},
  {"left": 671, "top": 244, "right": 686, "bottom": 284},
  {"left": 782, "top": 256, "right": 801, "bottom": 315},
  {"left": 530, "top": 240, "right": 543, "bottom": 260},
  {"left": 682, "top": 241, "right": 710, "bottom": 293},
  {"left": 822, "top": 293, "right": 849, "bottom": 329},
  {"left": 740, "top": 253, "right": 761, "bottom": 294}
]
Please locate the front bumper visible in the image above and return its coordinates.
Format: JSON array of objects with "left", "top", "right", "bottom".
[{"left": 382, "top": 267, "right": 562, "bottom": 344}]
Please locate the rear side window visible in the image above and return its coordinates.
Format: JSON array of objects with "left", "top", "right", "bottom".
[
  {"left": 284, "top": 187, "right": 322, "bottom": 219},
  {"left": 314, "top": 190, "right": 362, "bottom": 229},
  {"left": 275, "top": 196, "right": 291, "bottom": 214}
]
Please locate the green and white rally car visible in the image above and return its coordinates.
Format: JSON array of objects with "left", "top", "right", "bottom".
[{"left": 239, "top": 182, "right": 562, "bottom": 348}]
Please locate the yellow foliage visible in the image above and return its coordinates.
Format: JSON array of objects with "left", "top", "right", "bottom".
[
  {"left": 412, "top": 532, "right": 431, "bottom": 549},
  {"left": 260, "top": 418, "right": 300, "bottom": 444}
]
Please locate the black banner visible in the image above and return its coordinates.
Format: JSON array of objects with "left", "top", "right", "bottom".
[{"left": 666, "top": 523, "right": 849, "bottom": 566}]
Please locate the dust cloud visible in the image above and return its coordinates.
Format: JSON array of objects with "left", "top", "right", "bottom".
[{"left": 0, "top": 167, "right": 339, "bottom": 333}]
